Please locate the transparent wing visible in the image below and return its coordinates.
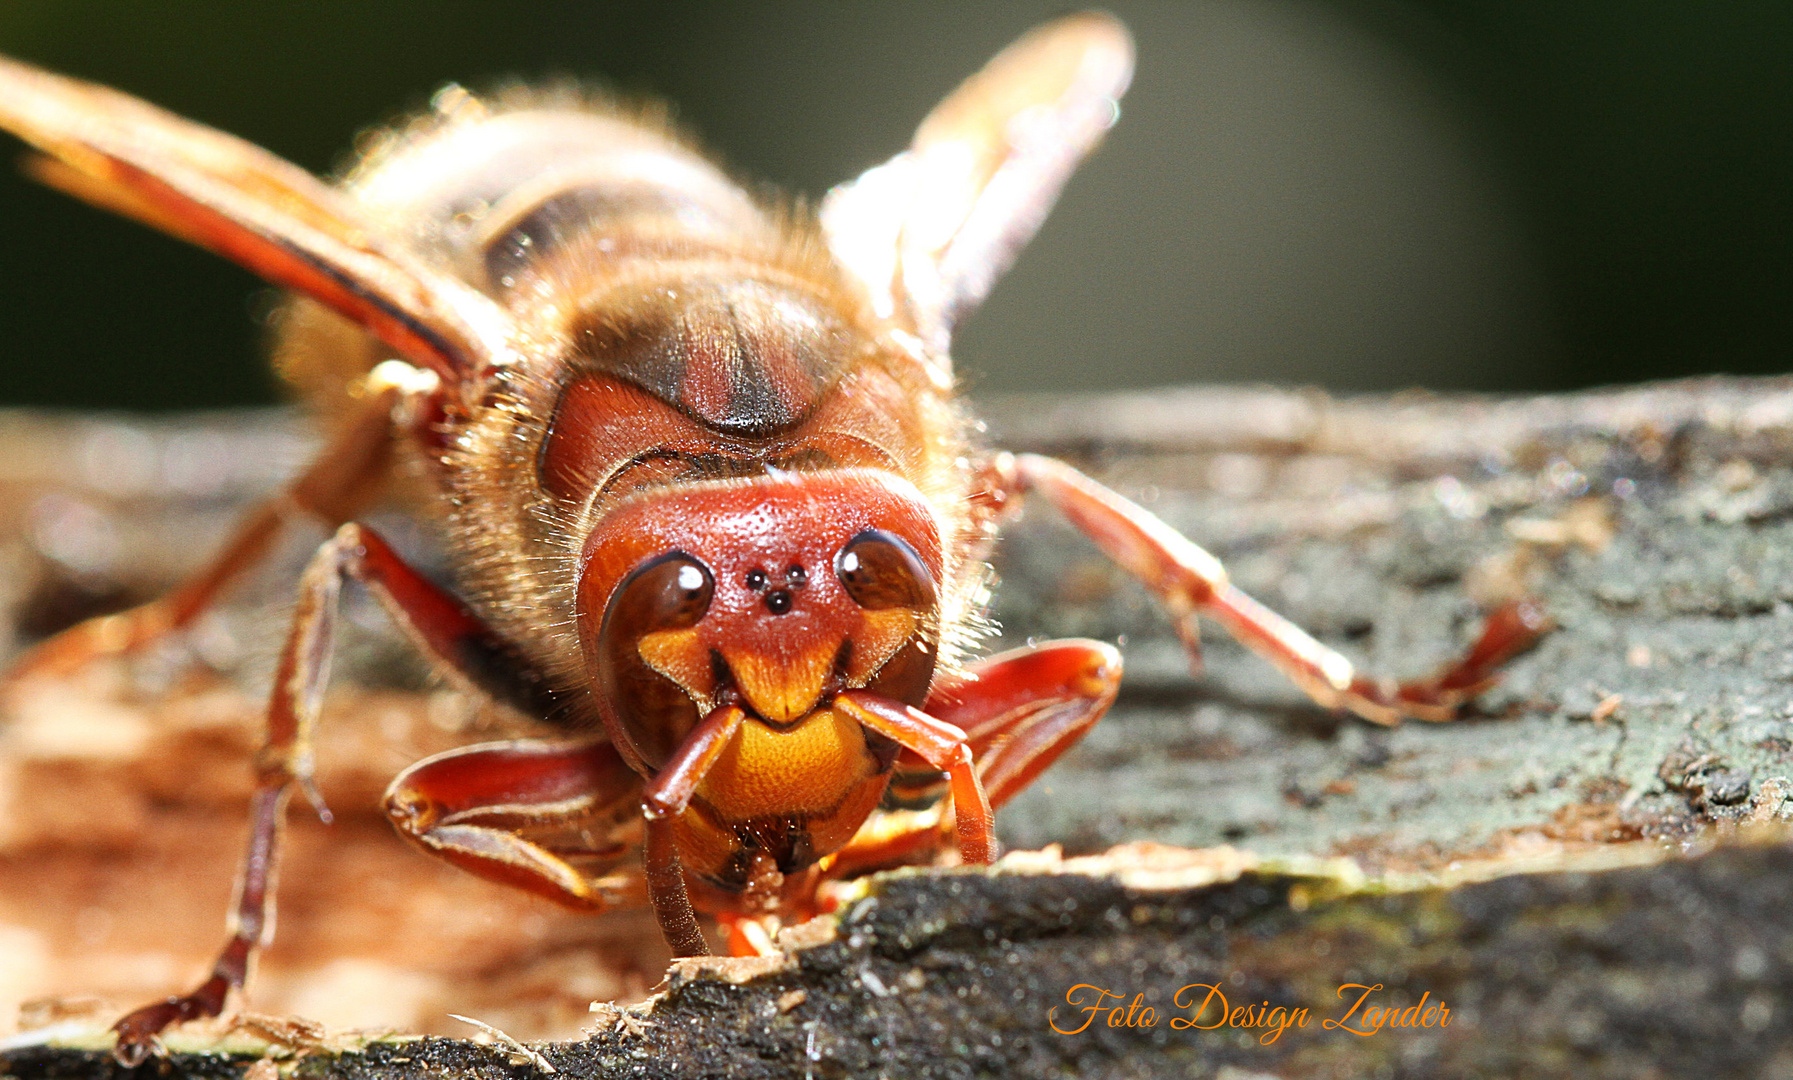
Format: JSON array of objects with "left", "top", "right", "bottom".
[
  {"left": 821, "top": 12, "right": 1134, "bottom": 370},
  {"left": 0, "top": 55, "right": 522, "bottom": 385}
]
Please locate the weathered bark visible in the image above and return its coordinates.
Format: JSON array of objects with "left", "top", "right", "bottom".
[
  {"left": 7, "top": 838, "right": 1793, "bottom": 1080},
  {"left": 982, "top": 378, "right": 1793, "bottom": 862},
  {"left": 4, "top": 378, "right": 1793, "bottom": 1078}
]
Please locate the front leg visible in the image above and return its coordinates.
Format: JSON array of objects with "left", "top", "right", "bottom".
[
  {"left": 825, "top": 640, "right": 1121, "bottom": 877},
  {"left": 986, "top": 453, "right": 1547, "bottom": 726},
  {"left": 635, "top": 704, "right": 749, "bottom": 958},
  {"left": 383, "top": 737, "right": 644, "bottom": 910},
  {"left": 111, "top": 521, "right": 566, "bottom": 1064},
  {"left": 833, "top": 692, "right": 996, "bottom": 864}
]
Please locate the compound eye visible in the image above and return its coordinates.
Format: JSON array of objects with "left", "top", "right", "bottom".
[
  {"left": 594, "top": 552, "right": 714, "bottom": 769},
  {"left": 835, "top": 530, "right": 935, "bottom": 611},
  {"left": 603, "top": 552, "right": 714, "bottom": 636}
]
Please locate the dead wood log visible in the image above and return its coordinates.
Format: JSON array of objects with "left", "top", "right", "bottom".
[{"left": 4, "top": 377, "right": 1793, "bottom": 1078}]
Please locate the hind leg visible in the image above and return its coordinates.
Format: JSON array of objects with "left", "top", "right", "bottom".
[{"left": 3, "top": 382, "right": 405, "bottom": 688}]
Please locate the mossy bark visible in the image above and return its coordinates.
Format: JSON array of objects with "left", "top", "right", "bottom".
[{"left": 5, "top": 378, "right": 1793, "bottom": 1078}]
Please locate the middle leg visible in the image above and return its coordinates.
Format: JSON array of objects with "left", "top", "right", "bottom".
[
  {"left": 110, "top": 519, "right": 587, "bottom": 1062},
  {"left": 985, "top": 452, "right": 1547, "bottom": 726}
]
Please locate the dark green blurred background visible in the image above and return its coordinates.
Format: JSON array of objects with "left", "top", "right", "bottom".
[{"left": 0, "top": 1, "right": 1788, "bottom": 410}]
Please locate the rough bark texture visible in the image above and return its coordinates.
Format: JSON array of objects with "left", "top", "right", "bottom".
[
  {"left": 5, "top": 378, "right": 1793, "bottom": 1078},
  {"left": 982, "top": 378, "right": 1793, "bottom": 862}
]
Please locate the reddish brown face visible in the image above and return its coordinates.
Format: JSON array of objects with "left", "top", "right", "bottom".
[{"left": 575, "top": 469, "right": 943, "bottom": 775}]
